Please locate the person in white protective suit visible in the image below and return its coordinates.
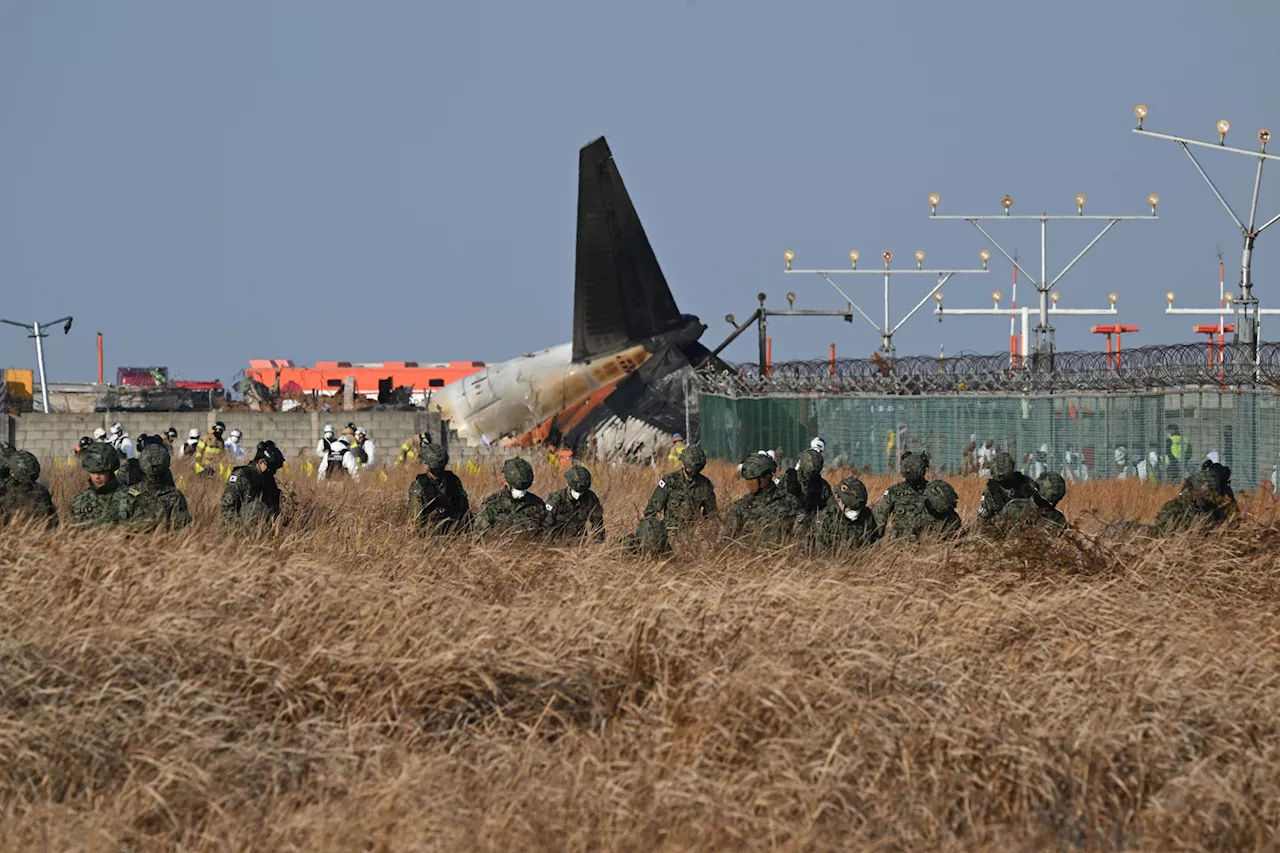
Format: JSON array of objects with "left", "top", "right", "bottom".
[{"left": 317, "top": 436, "right": 360, "bottom": 481}]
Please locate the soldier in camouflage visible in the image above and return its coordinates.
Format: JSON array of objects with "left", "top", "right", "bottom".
[
  {"left": 976, "top": 452, "right": 1041, "bottom": 536},
  {"left": 115, "top": 445, "right": 192, "bottom": 532},
  {"left": 69, "top": 443, "right": 125, "bottom": 527},
  {"left": 814, "top": 476, "right": 878, "bottom": 553},
  {"left": 1155, "top": 470, "right": 1232, "bottom": 535},
  {"left": 0, "top": 443, "right": 14, "bottom": 502},
  {"left": 920, "top": 480, "right": 965, "bottom": 539},
  {"left": 724, "top": 452, "right": 802, "bottom": 543},
  {"left": 871, "top": 451, "right": 935, "bottom": 539},
  {"left": 408, "top": 443, "right": 470, "bottom": 533},
  {"left": 474, "top": 458, "right": 545, "bottom": 537},
  {"left": 1199, "top": 458, "right": 1239, "bottom": 520},
  {"left": 221, "top": 441, "right": 285, "bottom": 527},
  {"left": 0, "top": 450, "right": 57, "bottom": 528},
  {"left": 784, "top": 448, "right": 833, "bottom": 529},
  {"left": 622, "top": 516, "right": 673, "bottom": 556},
  {"left": 1034, "top": 472, "right": 1069, "bottom": 531},
  {"left": 543, "top": 464, "right": 605, "bottom": 542},
  {"left": 643, "top": 444, "right": 717, "bottom": 531}
]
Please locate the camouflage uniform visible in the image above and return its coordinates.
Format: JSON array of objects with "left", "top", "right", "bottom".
[
  {"left": 543, "top": 465, "right": 605, "bottom": 542},
  {"left": 784, "top": 448, "right": 834, "bottom": 529},
  {"left": 408, "top": 444, "right": 470, "bottom": 533},
  {"left": 724, "top": 453, "right": 802, "bottom": 543},
  {"left": 872, "top": 452, "right": 937, "bottom": 539},
  {"left": 623, "top": 516, "right": 673, "bottom": 556},
  {"left": 920, "top": 480, "right": 964, "bottom": 539},
  {"left": 69, "top": 443, "right": 125, "bottom": 527},
  {"left": 643, "top": 445, "right": 717, "bottom": 531},
  {"left": 1155, "top": 471, "right": 1231, "bottom": 535},
  {"left": 474, "top": 458, "right": 544, "bottom": 537},
  {"left": 976, "top": 452, "right": 1042, "bottom": 535},
  {"left": 115, "top": 446, "right": 192, "bottom": 532},
  {"left": 1033, "top": 472, "right": 1069, "bottom": 531},
  {"left": 0, "top": 451, "right": 57, "bottom": 528},
  {"left": 814, "top": 476, "right": 878, "bottom": 553},
  {"left": 1200, "top": 460, "right": 1239, "bottom": 519},
  {"left": 0, "top": 443, "right": 15, "bottom": 502},
  {"left": 222, "top": 442, "right": 285, "bottom": 527}
]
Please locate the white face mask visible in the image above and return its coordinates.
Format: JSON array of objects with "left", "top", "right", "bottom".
[
  {"left": 844, "top": 509, "right": 860, "bottom": 521},
  {"left": 570, "top": 489, "right": 582, "bottom": 501},
  {"left": 510, "top": 489, "right": 526, "bottom": 499}
]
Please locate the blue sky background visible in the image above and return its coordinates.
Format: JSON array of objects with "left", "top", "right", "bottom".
[{"left": 1, "top": 0, "right": 1277, "bottom": 385}]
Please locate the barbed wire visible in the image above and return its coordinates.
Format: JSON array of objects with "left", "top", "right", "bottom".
[{"left": 696, "top": 342, "right": 1280, "bottom": 396}]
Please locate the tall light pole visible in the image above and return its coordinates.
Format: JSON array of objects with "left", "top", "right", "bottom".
[
  {"left": 934, "top": 289, "right": 1120, "bottom": 367},
  {"left": 782, "top": 248, "right": 987, "bottom": 358},
  {"left": 0, "top": 316, "right": 74, "bottom": 414},
  {"left": 928, "top": 191, "right": 1157, "bottom": 370},
  {"left": 1132, "top": 104, "right": 1279, "bottom": 360}
]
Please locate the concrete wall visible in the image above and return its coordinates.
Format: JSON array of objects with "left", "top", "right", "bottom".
[{"left": 5, "top": 411, "right": 443, "bottom": 467}]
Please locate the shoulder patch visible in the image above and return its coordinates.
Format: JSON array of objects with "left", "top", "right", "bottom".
[
  {"left": 882, "top": 489, "right": 890, "bottom": 497},
  {"left": 658, "top": 479, "right": 666, "bottom": 488},
  {"left": 546, "top": 503, "right": 554, "bottom": 511},
  {"left": 228, "top": 475, "right": 238, "bottom": 482}
]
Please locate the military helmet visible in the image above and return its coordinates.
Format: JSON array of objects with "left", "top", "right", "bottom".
[
  {"left": 421, "top": 443, "right": 449, "bottom": 471},
  {"left": 502, "top": 457, "right": 535, "bottom": 490},
  {"left": 836, "top": 476, "right": 869, "bottom": 512},
  {"left": 991, "top": 451, "right": 1016, "bottom": 480},
  {"left": 680, "top": 444, "right": 707, "bottom": 474},
  {"left": 900, "top": 451, "right": 930, "bottom": 482},
  {"left": 924, "top": 480, "right": 958, "bottom": 515},
  {"left": 255, "top": 442, "right": 285, "bottom": 473},
  {"left": 1187, "top": 470, "right": 1220, "bottom": 495},
  {"left": 8, "top": 450, "right": 40, "bottom": 484},
  {"left": 565, "top": 464, "right": 592, "bottom": 492},
  {"left": 741, "top": 452, "right": 777, "bottom": 480},
  {"left": 138, "top": 445, "right": 172, "bottom": 478},
  {"left": 82, "top": 442, "right": 121, "bottom": 474},
  {"left": 1036, "top": 471, "right": 1066, "bottom": 506},
  {"left": 78, "top": 436, "right": 94, "bottom": 450},
  {"left": 798, "top": 448, "right": 824, "bottom": 476},
  {"left": 1200, "top": 460, "right": 1231, "bottom": 494}
]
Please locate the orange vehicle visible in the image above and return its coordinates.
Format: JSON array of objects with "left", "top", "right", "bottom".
[{"left": 245, "top": 360, "right": 485, "bottom": 403}]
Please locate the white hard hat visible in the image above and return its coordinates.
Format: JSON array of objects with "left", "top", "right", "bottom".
[
  {"left": 93, "top": 427, "right": 107, "bottom": 440},
  {"left": 323, "top": 423, "right": 335, "bottom": 434},
  {"left": 355, "top": 426, "right": 367, "bottom": 436},
  {"left": 230, "top": 429, "right": 242, "bottom": 440},
  {"left": 188, "top": 428, "right": 201, "bottom": 439},
  {"left": 1207, "top": 450, "right": 1220, "bottom": 464},
  {"left": 809, "top": 437, "right": 826, "bottom": 454},
  {"left": 110, "top": 422, "right": 123, "bottom": 435}
]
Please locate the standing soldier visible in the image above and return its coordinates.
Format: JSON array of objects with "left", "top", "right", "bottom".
[
  {"left": 975, "top": 451, "right": 1040, "bottom": 535},
  {"left": 0, "top": 450, "right": 57, "bottom": 528},
  {"left": 194, "top": 421, "right": 227, "bottom": 477},
  {"left": 642, "top": 444, "right": 717, "bottom": 532},
  {"left": 784, "top": 448, "right": 833, "bottom": 529},
  {"left": 473, "top": 458, "right": 544, "bottom": 537},
  {"left": 724, "top": 452, "right": 801, "bottom": 543},
  {"left": 69, "top": 443, "right": 125, "bottom": 527},
  {"left": 408, "top": 443, "right": 469, "bottom": 533},
  {"left": 814, "top": 476, "right": 878, "bottom": 553},
  {"left": 116, "top": 445, "right": 192, "bottom": 531},
  {"left": 222, "top": 441, "right": 286, "bottom": 527},
  {"left": 543, "top": 465, "right": 605, "bottom": 542},
  {"left": 871, "top": 451, "right": 934, "bottom": 540}
]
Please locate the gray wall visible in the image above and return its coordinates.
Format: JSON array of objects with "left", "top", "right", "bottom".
[{"left": 5, "top": 411, "right": 443, "bottom": 467}]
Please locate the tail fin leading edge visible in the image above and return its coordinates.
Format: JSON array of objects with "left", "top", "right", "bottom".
[{"left": 572, "top": 137, "right": 683, "bottom": 363}]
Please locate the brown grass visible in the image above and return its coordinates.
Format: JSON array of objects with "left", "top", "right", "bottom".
[{"left": 3, "top": 459, "right": 1279, "bottom": 851}]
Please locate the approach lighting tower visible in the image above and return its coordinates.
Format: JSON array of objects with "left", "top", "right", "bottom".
[{"left": 927, "top": 191, "right": 1157, "bottom": 370}]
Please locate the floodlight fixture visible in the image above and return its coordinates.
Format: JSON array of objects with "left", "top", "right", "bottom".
[
  {"left": 992, "top": 290, "right": 1002, "bottom": 306},
  {"left": 1075, "top": 193, "right": 1088, "bottom": 215},
  {"left": 928, "top": 192, "right": 941, "bottom": 215},
  {"left": 1134, "top": 104, "right": 1148, "bottom": 128},
  {"left": 1166, "top": 291, "right": 1176, "bottom": 305},
  {"left": 849, "top": 250, "right": 860, "bottom": 269},
  {"left": 1148, "top": 193, "right": 1160, "bottom": 215},
  {"left": 784, "top": 249, "right": 795, "bottom": 270},
  {"left": 914, "top": 249, "right": 926, "bottom": 269},
  {"left": 1108, "top": 291, "right": 1119, "bottom": 306},
  {"left": 1001, "top": 194, "right": 1014, "bottom": 214},
  {"left": 786, "top": 291, "right": 797, "bottom": 308},
  {"left": 1051, "top": 291, "right": 1061, "bottom": 305},
  {"left": 1218, "top": 119, "right": 1231, "bottom": 143},
  {"left": 1261, "top": 129, "right": 1272, "bottom": 146},
  {"left": 882, "top": 250, "right": 893, "bottom": 265},
  {"left": 979, "top": 248, "right": 992, "bottom": 269}
]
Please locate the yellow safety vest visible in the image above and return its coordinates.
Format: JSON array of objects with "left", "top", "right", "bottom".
[{"left": 1168, "top": 434, "right": 1185, "bottom": 461}]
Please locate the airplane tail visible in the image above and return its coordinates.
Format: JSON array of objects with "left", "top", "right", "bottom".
[{"left": 573, "top": 137, "right": 684, "bottom": 363}]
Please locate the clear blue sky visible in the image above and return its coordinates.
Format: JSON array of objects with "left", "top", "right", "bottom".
[{"left": 1, "top": 0, "right": 1277, "bottom": 385}]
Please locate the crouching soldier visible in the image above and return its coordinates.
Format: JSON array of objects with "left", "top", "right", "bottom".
[
  {"left": 0, "top": 450, "right": 57, "bottom": 528},
  {"left": 408, "top": 444, "right": 470, "bottom": 534},
  {"left": 474, "top": 458, "right": 544, "bottom": 538},
  {"left": 814, "top": 476, "right": 878, "bottom": 553},
  {"left": 544, "top": 464, "right": 605, "bottom": 542},
  {"left": 725, "top": 452, "right": 801, "bottom": 544},
  {"left": 222, "top": 441, "right": 286, "bottom": 528},
  {"left": 116, "top": 445, "right": 192, "bottom": 532},
  {"left": 70, "top": 443, "right": 125, "bottom": 527}
]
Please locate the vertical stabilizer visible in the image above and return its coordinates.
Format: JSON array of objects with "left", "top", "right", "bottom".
[{"left": 572, "top": 137, "right": 683, "bottom": 362}]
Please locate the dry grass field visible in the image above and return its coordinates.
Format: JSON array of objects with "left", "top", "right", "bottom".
[{"left": 3, "top": 458, "right": 1280, "bottom": 851}]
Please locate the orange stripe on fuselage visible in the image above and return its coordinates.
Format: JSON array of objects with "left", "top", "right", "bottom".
[{"left": 507, "top": 379, "right": 625, "bottom": 447}]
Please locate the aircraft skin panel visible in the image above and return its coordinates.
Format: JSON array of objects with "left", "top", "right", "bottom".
[{"left": 433, "top": 343, "right": 652, "bottom": 445}]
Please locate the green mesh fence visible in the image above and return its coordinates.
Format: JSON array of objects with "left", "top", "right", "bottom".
[{"left": 697, "top": 390, "right": 1280, "bottom": 489}]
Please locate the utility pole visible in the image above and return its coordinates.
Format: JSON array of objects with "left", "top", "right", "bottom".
[
  {"left": 1132, "top": 104, "right": 1279, "bottom": 361},
  {"left": 782, "top": 248, "right": 987, "bottom": 362},
  {"left": 928, "top": 191, "right": 1157, "bottom": 370},
  {"left": 0, "top": 316, "right": 74, "bottom": 414}
]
